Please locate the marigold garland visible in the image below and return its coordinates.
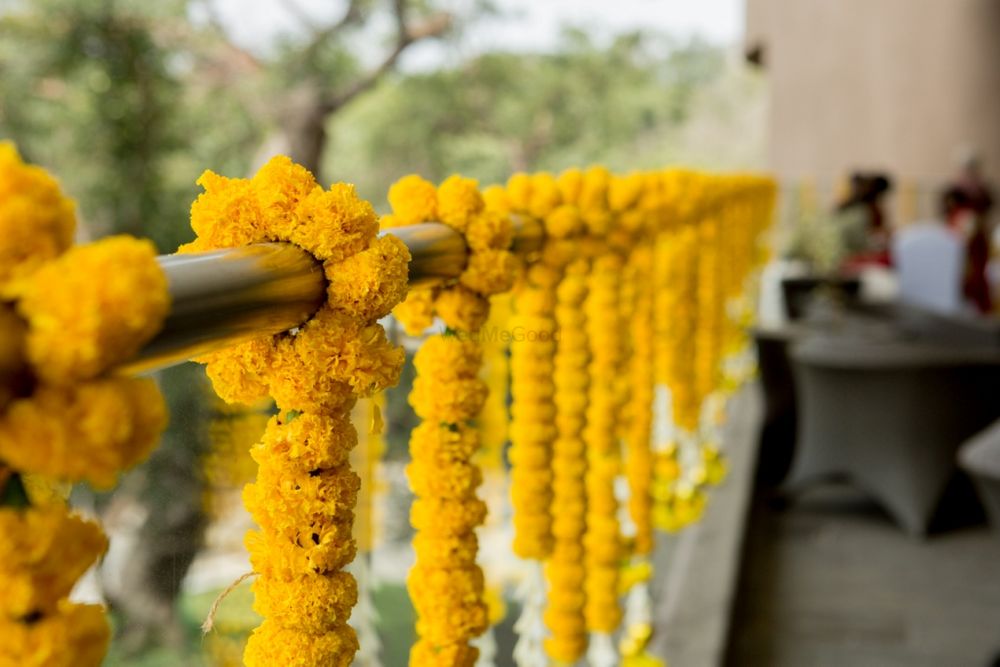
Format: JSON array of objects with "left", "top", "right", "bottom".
[
  {"left": 0, "top": 142, "right": 76, "bottom": 297},
  {"left": 0, "top": 143, "right": 170, "bottom": 667},
  {"left": 543, "top": 257, "right": 591, "bottom": 664},
  {"left": 582, "top": 240, "right": 625, "bottom": 637},
  {"left": 623, "top": 243, "right": 656, "bottom": 556},
  {"left": 0, "top": 143, "right": 780, "bottom": 667},
  {"left": 477, "top": 292, "right": 512, "bottom": 472},
  {"left": 183, "top": 156, "right": 409, "bottom": 667},
  {"left": 385, "top": 173, "right": 515, "bottom": 666},
  {"left": 506, "top": 172, "right": 564, "bottom": 561}
]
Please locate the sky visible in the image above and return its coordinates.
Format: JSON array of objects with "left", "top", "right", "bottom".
[
  {"left": 209, "top": 0, "right": 743, "bottom": 68},
  {"left": 460, "top": 0, "right": 743, "bottom": 50}
]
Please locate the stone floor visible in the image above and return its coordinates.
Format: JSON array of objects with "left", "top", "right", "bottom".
[{"left": 726, "top": 484, "right": 1000, "bottom": 667}]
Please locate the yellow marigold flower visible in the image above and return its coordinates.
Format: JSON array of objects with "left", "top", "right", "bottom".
[
  {"left": 17, "top": 236, "right": 168, "bottom": 384},
  {"left": 250, "top": 155, "right": 317, "bottom": 228},
  {"left": 513, "top": 287, "right": 550, "bottom": 319},
  {"left": 465, "top": 210, "right": 513, "bottom": 251},
  {"left": 185, "top": 172, "right": 260, "bottom": 251},
  {"left": 526, "top": 262, "right": 561, "bottom": 288},
  {"left": 544, "top": 204, "right": 583, "bottom": 239},
  {"left": 434, "top": 286, "right": 489, "bottom": 332},
  {"left": 582, "top": 208, "right": 613, "bottom": 236},
  {"left": 0, "top": 377, "right": 166, "bottom": 488},
  {"left": 557, "top": 168, "right": 583, "bottom": 204},
  {"left": 252, "top": 571, "right": 357, "bottom": 634},
  {"left": 182, "top": 157, "right": 411, "bottom": 667},
  {"left": 413, "top": 334, "right": 482, "bottom": 380},
  {"left": 411, "top": 532, "right": 479, "bottom": 567},
  {"left": 409, "top": 421, "right": 479, "bottom": 463},
  {"left": 326, "top": 234, "right": 410, "bottom": 322},
  {"left": 509, "top": 400, "right": 556, "bottom": 423},
  {"left": 0, "top": 600, "right": 108, "bottom": 667},
  {"left": 506, "top": 173, "right": 532, "bottom": 212},
  {"left": 243, "top": 620, "right": 358, "bottom": 667},
  {"left": 408, "top": 565, "right": 487, "bottom": 635},
  {"left": 0, "top": 142, "right": 76, "bottom": 296},
  {"left": 437, "top": 175, "right": 484, "bottom": 232},
  {"left": 460, "top": 249, "right": 517, "bottom": 296},
  {"left": 481, "top": 184, "right": 510, "bottom": 214},
  {"left": 290, "top": 184, "right": 379, "bottom": 263},
  {"left": 609, "top": 172, "right": 646, "bottom": 212},
  {"left": 245, "top": 521, "right": 356, "bottom": 579},
  {"left": 243, "top": 465, "right": 360, "bottom": 540},
  {"left": 282, "top": 311, "right": 404, "bottom": 404},
  {"left": 619, "top": 208, "right": 648, "bottom": 234},
  {"left": 199, "top": 338, "right": 274, "bottom": 405},
  {"left": 545, "top": 635, "right": 589, "bottom": 665},
  {"left": 392, "top": 289, "right": 437, "bottom": 336},
  {"left": 409, "top": 375, "right": 488, "bottom": 423},
  {"left": 545, "top": 559, "right": 585, "bottom": 589},
  {"left": 410, "top": 639, "right": 479, "bottom": 667},
  {"left": 582, "top": 252, "right": 624, "bottom": 635},
  {"left": 251, "top": 413, "right": 356, "bottom": 472},
  {"left": 407, "top": 459, "right": 483, "bottom": 498},
  {"left": 414, "top": 604, "right": 489, "bottom": 646},
  {"left": 528, "top": 172, "right": 561, "bottom": 219},
  {"left": 0, "top": 506, "right": 107, "bottom": 619},
  {"left": 387, "top": 174, "right": 438, "bottom": 226},
  {"left": 189, "top": 158, "right": 378, "bottom": 264},
  {"left": 410, "top": 497, "right": 487, "bottom": 536}
]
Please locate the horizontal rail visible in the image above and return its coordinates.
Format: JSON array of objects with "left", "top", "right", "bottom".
[{"left": 125, "top": 216, "right": 543, "bottom": 374}]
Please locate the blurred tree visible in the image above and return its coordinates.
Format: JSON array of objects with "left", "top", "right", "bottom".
[
  {"left": 0, "top": 0, "right": 199, "bottom": 249},
  {"left": 325, "top": 30, "right": 759, "bottom": 205},
  {"left": 100, "top": 362, "right": 213, "bottom": 655},
  {"left": 214, "top": 0, "right": 455, "bottom": 179},
  {"left": 0, "top": 0, "right": 455, "bottom": 246}
]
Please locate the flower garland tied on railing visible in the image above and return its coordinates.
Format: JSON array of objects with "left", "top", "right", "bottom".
[
  {"left": 383, "top": 174, "right": 517, "bottom": 667},
  {"left": 181, "top": 156, "right": 410, "bottom": 666},
  {"left": 0, "top": 142, "right": 169, "bottom": 666},
  {"left": 2, "top": 139, "right": 777, "bottom": 667}
]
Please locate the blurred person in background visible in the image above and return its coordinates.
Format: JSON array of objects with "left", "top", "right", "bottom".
[
  {"left": 834, "top": 172, "right": 893, "bottom": 273},
  {"left": 946, "top": 151, "right": 995, "bottom": 314}
]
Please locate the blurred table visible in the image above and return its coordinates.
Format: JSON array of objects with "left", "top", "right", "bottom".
[{"left": 756, "top": 300, "right": 1000, "bottom": 535}]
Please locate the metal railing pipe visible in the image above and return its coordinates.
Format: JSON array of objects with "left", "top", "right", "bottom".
[{"left": 125, "top": 216, "right": 543, "bottom": 373}]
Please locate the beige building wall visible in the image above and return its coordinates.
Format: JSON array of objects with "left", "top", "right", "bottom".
[{"left": 746, "top": 0, "right": 1000, "bottom": 220}]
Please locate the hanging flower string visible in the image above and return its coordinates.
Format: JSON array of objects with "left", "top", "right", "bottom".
[
  {"left": 384, "top": 174, "right": 517, "bottom": 667},
  {"left": 182, "top": 156, "right": 410, "bottom": 667},
  {"left": 503, "top": 171, "right": 578, "bottom": 667},
  {"left": 544, "top": 256, "right": 590, "bottom": 665},
  {"left": 0, "top": 142, "right": 170, "bottom": 667}
]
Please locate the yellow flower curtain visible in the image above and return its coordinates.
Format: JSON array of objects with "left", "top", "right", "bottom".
[{"left": 0, "top": 143, "right": 775, "bottom": 667}]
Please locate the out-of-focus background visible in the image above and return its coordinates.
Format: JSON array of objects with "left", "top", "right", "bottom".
[{"left": 4, "top": 1, "right": 1000, "bottom": 665}]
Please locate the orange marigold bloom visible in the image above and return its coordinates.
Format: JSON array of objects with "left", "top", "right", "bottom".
[
  {"left": 0, "top": 506, "right": 107, "bottom": 619},
  {"left": 0, "top": 601, "right": 109, "bottom": 667},
  {"left": 17, "top": 236, "right": 168, "bottom": 384},
  {"left": 0, "top": 142, "right": 76, "bottom": 296}
]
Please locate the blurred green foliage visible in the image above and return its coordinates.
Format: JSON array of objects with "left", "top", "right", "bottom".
[
  {"left": 0, "top": 0, "right": 259, "bottom": 251},
  {"left": 328, "top": 29, "right": 760, "bottom": 206}
]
